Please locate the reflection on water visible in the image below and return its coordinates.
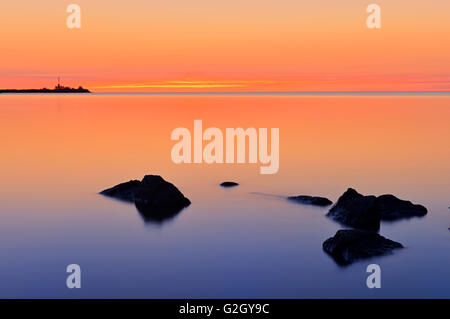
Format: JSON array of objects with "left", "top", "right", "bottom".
[
  {"left": 134, "top": 201, "right": 187, "bottom": 225},
  {"left": 0, "top": 94, "right": 449, "bottom": 298},
  {"left": 98, "top": 195, "right": 187, "bottom": 226}
]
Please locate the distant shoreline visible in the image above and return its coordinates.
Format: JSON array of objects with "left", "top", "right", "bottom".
[{"left": 0, "top": 87, "right": 91, "bottom": 94}]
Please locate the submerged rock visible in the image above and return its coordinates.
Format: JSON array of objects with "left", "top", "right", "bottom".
[
  {"left": 100, "top": 175, "right": 191, "bottom": 223},
  {"left": 327, "top": 188, "right": 380, "bottom": 231},
  {"left": 323, "top": 229, "right": 403, "bottom": 266},
  {"left": 287, "top": 195, "right": 332, "bottom": 207},
  {"left": 220, "top": 181, "right": 239, "bottom": 187},
  {"left": 326, "top": 188, "right": 428, "bottom": 230}
]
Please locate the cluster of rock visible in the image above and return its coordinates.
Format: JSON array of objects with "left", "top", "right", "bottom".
[
  {"left": 100, "top": 176, "right": 430, "bottom": 266},
  {"left": 322, "top": 188, "right": 427, "bottom": 265},
  {"left": 286, "top": 187, "right": 427, "bottom": 265}
]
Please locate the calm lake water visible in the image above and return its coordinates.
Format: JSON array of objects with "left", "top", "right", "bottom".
[{"left": 0, "top": 94, "right": 449, "bottom": 298}]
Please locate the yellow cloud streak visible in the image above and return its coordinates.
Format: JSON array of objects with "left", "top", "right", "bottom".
[
  {"left": 93, "top": 84, "right": 246, "bottom": 89},
  {"left": 92, "top": 80, "right": 281, "bottom": 89}
]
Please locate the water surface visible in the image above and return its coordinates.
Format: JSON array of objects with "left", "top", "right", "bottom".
[{"left": 0, "top": 94, "right": 449, "bottom": 298}]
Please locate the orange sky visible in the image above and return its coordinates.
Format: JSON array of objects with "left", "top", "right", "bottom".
[{"left": 1, "top": 0, "right": 450, "bottom": 91}]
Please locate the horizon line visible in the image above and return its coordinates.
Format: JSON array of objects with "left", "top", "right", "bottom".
[
  {"left": 2, "top": 90, "right": 450, "bottom": 96},
  {"left": 60, "top": 90, "right": 450, "bottom": 96}
]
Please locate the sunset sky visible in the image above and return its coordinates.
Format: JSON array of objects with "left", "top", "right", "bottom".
[{"left": 1, "top": 0, "right": 450, "bottom": 91}]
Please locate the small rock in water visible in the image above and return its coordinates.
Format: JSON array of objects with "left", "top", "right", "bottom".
[
  {"left": 220, "top": 181, "right": 239, "bottom": 187},
  {"left": 287, "top": 195, "right": 332, "bottom": 207},
  {"left": 323, "top": 229, "right": 403, "bottom": 266}
]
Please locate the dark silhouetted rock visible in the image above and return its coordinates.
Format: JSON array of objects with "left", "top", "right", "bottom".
[
  {"left": 220, "top": 181, "right": 239, "bottom": 187},
  {"left": 327, "top": 188, "right": 380, "bottom": 231},
  {"left": 376, "top": 194, "right": 427, "bottom": 220},
  {"left": 327, "top": 188, "right": 428, "bottom": 230},
  {"left": 323, "top": 229, "right": 403, "bottom": 266},
  {"left": 287, "top": 195, "right": 332, "bottom": 206},
  {"left": 133, "top": 175, "right": 191, "bottom": 213},
  {"left": 100, "top": 175, "right": 190, "bottom": 224},
  {"left": 99, "top": 180, "right": 141, "bottom": 201}
]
